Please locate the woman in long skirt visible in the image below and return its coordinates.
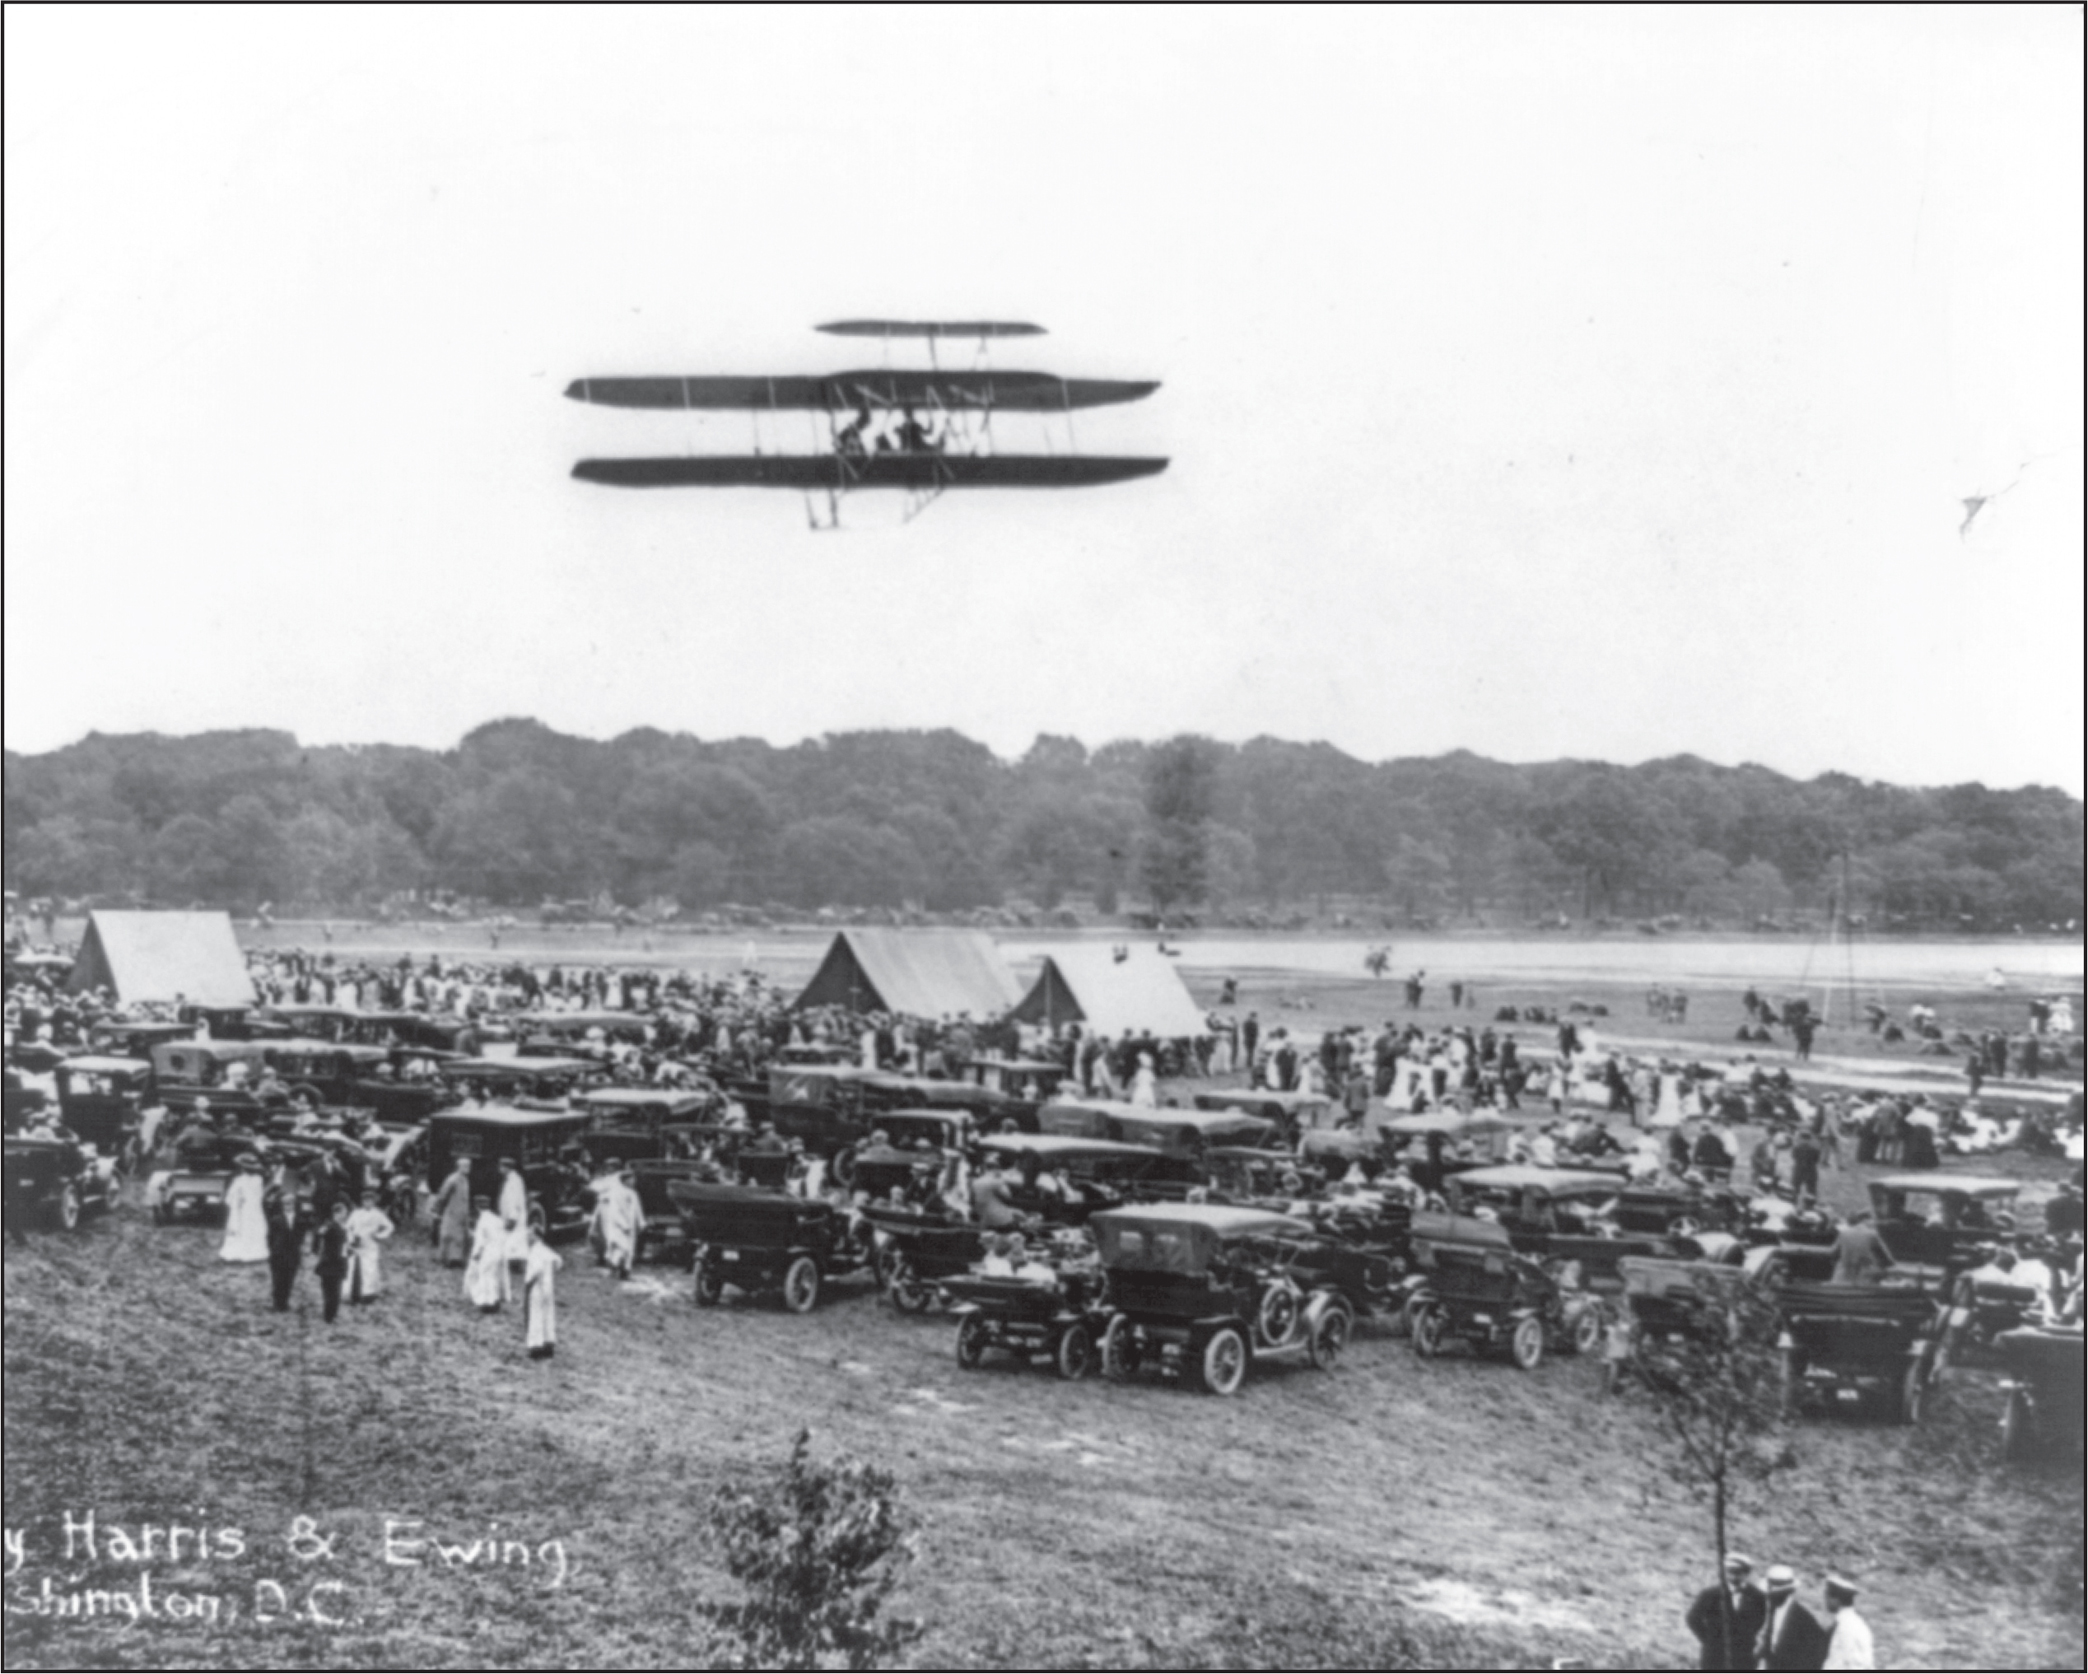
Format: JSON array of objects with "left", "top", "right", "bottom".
[
  {"left": 219, "top": 1155, "right": 270, "bottom": 1263},
  {"left": 465, "top": 1198, "right": 509, "bottom": 1312},
  {"left": 523, "top": 1227, "right": 563, "bottom": 1361},
  {"left": 344, "top": 1188, "right": 395, "bottom": 1304}
]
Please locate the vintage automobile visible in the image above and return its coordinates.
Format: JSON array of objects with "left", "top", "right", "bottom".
[
  {"left": 1192, "top": 1088, "right": 1335, "bottom": 1148},
  {"left": 1867, "top": 1175, "right": 2023, "bottom": 1284},
  {"left": 670, "top": 1180, "right": 872, "bottom": 1312},
  {"left": 148, "top": 1040, "right": 273, "bottom": 1120},
  {"left": 1776, "top": 1278, "right": 1944, "bottom": 1425},
  {"left": 517, "top": 1010, "right": 652, "bottom": 1052},
  {"left": 1406, "top": 1210, "right": 1603, "bottom": 1370},
  {"left": 441, "top": 1055, "right": 606, "bottom": 1104},
  {"left": 945, "top": 1242, "right": 1112, "bottom": 1379},
  {"left": 1995, "top": 1324, "right": 2085, "bottom": 1463},
  {"left": 252, "top": 1004, "right": 362, "bottom": 1042},
  {"left": 1091, "top": 1203, "right": 1358, "bottom": 1396},
  {"left": 145, "top": 1124, "right": 254, "bottom": 1224},
  {"left": 841, "top": 1109, "right": 975, "bottom": 1199},
  {"left": 424, "top": 1106, "right": 595, "bottom": 1240},
  {"left": 85, "top": 1019, "right": 196, "bottom": 1061},
  {"left": 1442, "top": 1166, "right": 1659, "bottom": 1292},
  {"left": 979, "top": 1131, "right": 1204, "bottom": 1219},
  {"left": 255, "top": 1040, "right": 394, "bottom": 1107},
  {"left": 3, "top": 1132, "right": 119, "bottom": 1231},
  {"left": 52, "top": 1055, "right": 154, "bottom": 1170},
  {"left": 1039, "top": 1098, "right": 1277, "bottom": 1161},
  {"left": 576, "top": 1087, "right": 723, "bottom": 1170},
  {"left": 954, "top": 1055, "right": 1070, "bottom": 1101},
  {"left": 766, "top": 1064, "right": 880, "bottom": 1153},
  {"left": 859, "top": 1072, "right": 1034, "bottom": 1134},
  {"left": 1941, "top": 1241, "right": 2070, "bottom": 1364}
]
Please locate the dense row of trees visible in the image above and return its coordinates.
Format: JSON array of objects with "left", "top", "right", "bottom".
[{"left": 3, "top": 721, "right": 2081, "bottom": 929}]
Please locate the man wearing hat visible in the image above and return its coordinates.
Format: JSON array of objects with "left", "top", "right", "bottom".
[
  {"left": 1685, "top": 1552, "right": 1766, "bottom": 1671},
  {"left": 1820, "top": 1576, "right": 1873, "bottom": 1670},
  {"left": 1756, "top": 1563, "right": 1830, "bottom": 1670}
]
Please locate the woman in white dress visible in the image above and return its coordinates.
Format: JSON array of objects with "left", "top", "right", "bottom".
[
  {"left": 218, "top": 1155, "right": 269, "bottom": 1263},
  {"left": 344, "top": 1189, "right": 396, "bottom": 1304},
  {"left": 1129, "top": 1054, "right": 1158, "bottom": 1108},
  {"left": 1653, "top": 1064, "right": 1686, "bottom": 1127},
  {"left": 465, "top": 1198, "right": 509, "bottom": 1311},
  {"left": 523, "top": 1228, "right": 563, "bottom": 1361}
]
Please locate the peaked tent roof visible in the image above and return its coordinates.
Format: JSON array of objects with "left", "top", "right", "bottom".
[
  {"left": 1012, "top": 945, "right": 1210, "bottom": 1039},
  {"left": 794, "top": 930, "right": 1021, "bottom": 1018},
  {"left": 65, "top": 911, "right": 255, "bottom": 1008}
]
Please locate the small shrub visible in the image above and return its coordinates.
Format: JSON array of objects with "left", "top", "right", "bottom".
[{"left": 701, "top": 1429, "right": 924, "bottom": 1671}]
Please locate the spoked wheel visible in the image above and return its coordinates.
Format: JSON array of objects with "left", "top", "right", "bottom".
[
  {"left": 527, "top": 1198, "right": 548, "bottom": 1237},
  {"left": 1055, "top": 1321, "right": 1095, "bottom": 1381},
  {"left": 693, "top": 1259, "right": 724, "bottom": 1307},
  {"left": 1198, "top": 1325, "right": 1249, "bottom": 1397},
  {"left": 1258, "top": 1281, "right": 1301, "bottom": 1345},
  {"left": 781, "top": 1255, "right": 822, "bottom": 1314},
  {"left": 1101, "top": 1314, "right": 1139, "bottom": 1382},
  {"left": 54, "top": 1183, "right": 82, "bottom": 1232},
  {"left": 1398, "top": 1292, "right": 1430, "bottom": 1340},
  {"left": 1571, "top": 1304, "right": 1605, "bottom": 1358},
  {"left": 1510, "top": 1315, "right": 1547, "bottom": 1372},
  {"left": 1411, "top": 1304, "right": 1446, "bottom": 1360},
  {"left": 954, "top": 1314, "right": 990, "bottom": 1370},
  {"left": 1307, "top": 1301, "right": 1353, "bottom": 1370}
]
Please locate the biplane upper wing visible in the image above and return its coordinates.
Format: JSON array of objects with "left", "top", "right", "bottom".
[{"left": 564, "top": 371, "right": 1158, "bottom": 411}]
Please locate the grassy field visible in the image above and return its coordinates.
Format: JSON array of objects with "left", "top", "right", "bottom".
[{"left": 5, "top": 962, "right": 2083, "bottom": 1671}]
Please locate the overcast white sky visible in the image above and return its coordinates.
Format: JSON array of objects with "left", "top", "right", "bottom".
[{"left": 6, "top": 5, "right": 2082, "bottom": 793}]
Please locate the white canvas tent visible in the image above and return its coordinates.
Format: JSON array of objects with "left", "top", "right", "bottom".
[
  {"left": 1012, "top": 945, "right": 1210, "bottom": 1039},
  {"left": 794, "top": 929, "right": 1021, "bottom": 1018},
  {"left": 64, "top": 911, "right": 256, "bottom": 1008}
]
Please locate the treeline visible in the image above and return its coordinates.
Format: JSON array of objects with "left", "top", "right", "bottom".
[{"left": 3, "top": 721, "right": 2081, "bottom": 930}]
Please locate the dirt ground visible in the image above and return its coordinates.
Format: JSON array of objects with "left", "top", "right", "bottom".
[{"left": 4, "top": 951, "right": 2083, "bottom": 1671}]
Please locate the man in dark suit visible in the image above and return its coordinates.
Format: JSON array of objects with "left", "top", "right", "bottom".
[
  {"left": 263, "top": 1162, "right": 306, "bottom": 1313},
  {"left": 1685, "top": 1552, "right": 1767, "bottom": 1670},
  {"left": 1757, "top": 1564, "right": 1831, "bottom": 1670}
]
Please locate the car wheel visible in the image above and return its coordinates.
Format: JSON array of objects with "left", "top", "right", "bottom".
[
  {"left": 527, "top": 1198, "right": 548, "bottom": 1237},
  {"left": 1398, "top": 1291, "right": 1430, "bottom": 1339},
  {"left": 955, "top": 1314, "right": 990, "bottom": 1370},
  {"left": 1571, "top": 1303, "right": 1605, "bottom": 1358},
  {"left": 1258, "top": 1281, "right": 1300, "bottom": 1346},
  {"left": 1308, "top": 1301, "right": 1353, "bottom": 1370},
  {"left": 782, "top": 1254, "right": 821, "bottom": 1314},
  {"left": 1101, "top": 1314, "right": 1139, "bottom": 1382},
  {"left": 1055, "top": 1321, "right": 1095, "bottom": 1382},
  {"left": 2001, "top": 1386, "right": 2033, "bottom": 1461},
  {"left": 54, "top": 1183, "right": 82, "bottom": 1232},
  {"left": 1199, "top": 1325, "right": 1249, "bottom": 1397},
  {"left": 888, "top": 1262, "right": 931, "bottom": 1315},
  {"left": 1898, "top": 1362, "right": 1927, "bottom": 1427},
  {"left": 831, "top": 1145, "right": 859, "bottom": 1191},
  {"left": 693, "top": 1260, "right": 724, "bottom": 1307},
  {"left": 1510, "top": 1315, "right": 1547, "bottom": 1372},
  {"left": 1412, "top": 1304, "right": 1446, "bottom": 1360}
]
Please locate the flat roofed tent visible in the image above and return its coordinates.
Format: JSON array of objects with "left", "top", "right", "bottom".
[
  {"left": 65, "top": 911, "right": 255, "bottom": 1009},
  {"left": 1011, "top": 945, "right": 1211, "bottom": 1041},
  {"left": 793, "top": 930, "right": 1021, "bottom": 1020}
]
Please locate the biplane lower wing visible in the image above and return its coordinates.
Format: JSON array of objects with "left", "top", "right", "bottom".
[
  {"left": 571, "top": 455, "right": 1167, "bottom": 490},
  {"left": 565, "top": 373, "right": 1157, "bottom": 411}
]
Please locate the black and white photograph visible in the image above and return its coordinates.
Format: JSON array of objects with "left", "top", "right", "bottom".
[{"left": 4, "top": 7, "right": 2082, "bottom": 1670}]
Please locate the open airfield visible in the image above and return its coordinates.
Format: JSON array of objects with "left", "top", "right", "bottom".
[{"left": 5, "top": 938, "right": 2083, "bottom": 1671}]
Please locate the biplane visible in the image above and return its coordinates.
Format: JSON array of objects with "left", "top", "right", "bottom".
[{"left": 567, "top": 320, "right": 1165, "bottom": 525}]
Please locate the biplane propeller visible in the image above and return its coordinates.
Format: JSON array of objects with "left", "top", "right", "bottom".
[{"left": 567, "top": 319, "right": 1165, "bottom": 525}]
